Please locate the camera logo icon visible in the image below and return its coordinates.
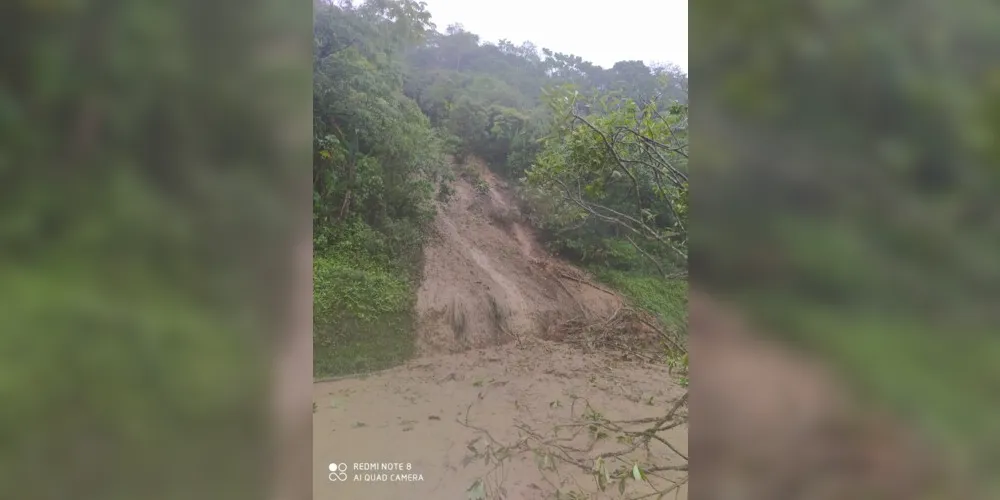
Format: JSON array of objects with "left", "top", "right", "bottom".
[{"left": 328, "top": 463, "right": 348, "bottom": 482}]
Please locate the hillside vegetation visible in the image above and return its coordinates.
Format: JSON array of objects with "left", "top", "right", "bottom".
[{"left": 313, "top": 0, "right": 688, "bottom": 377}]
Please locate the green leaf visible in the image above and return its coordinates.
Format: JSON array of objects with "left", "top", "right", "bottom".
[
  {"left": 632, "top": 463, "right": 643, "bottom": 481},
  {"left": 466, "top": 479, "right": 486, "bottom": 500}
]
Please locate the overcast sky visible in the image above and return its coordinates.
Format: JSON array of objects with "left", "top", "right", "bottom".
[{"left": 418, "top": 0, "right": 688, "bottom": 72}]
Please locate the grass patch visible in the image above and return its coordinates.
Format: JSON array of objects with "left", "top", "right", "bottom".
[
  {"left": 591, "top": 267, "right": 688, "bottom": 333},
  {"left": 313, "top": 314, "right": 415, "bottom": 377},
  {"left": 313, "top": 254, "right": 416, "bottom": 378}
]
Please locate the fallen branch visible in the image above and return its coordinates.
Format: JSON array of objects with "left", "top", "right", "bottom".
[
  {"left": 636, "top": 315, "right": 686, "bottom": 355},
  {"left": 556, "top": 272, "right": 617, "bottom": 296}
]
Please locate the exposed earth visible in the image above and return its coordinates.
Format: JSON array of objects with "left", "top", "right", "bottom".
[
  {"left": 313, "top": 159, "right": 688, "bottom": 499},
  {"left": 413, "top": 159, "right": 624, "bottom": 353}
]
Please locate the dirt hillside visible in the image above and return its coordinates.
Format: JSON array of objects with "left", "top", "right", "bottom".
[
  {"left": 314, "top": 158, "right": 688, "bottom": 500},
  {"left": 414, "top": 158, "right": 623, "bottom": 354}
]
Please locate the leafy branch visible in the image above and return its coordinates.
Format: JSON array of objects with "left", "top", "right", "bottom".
[{"left": 527, "top": 89, "right": 689, "bottom": 275}]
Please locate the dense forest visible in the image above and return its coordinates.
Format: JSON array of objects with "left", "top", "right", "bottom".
[{"left": 313, "top": 0, "right": 688, "bottom": 375}]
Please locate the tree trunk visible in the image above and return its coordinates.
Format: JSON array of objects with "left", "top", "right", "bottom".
[{"left": 338, "top": 190, "right": 352, "bottom": 221}]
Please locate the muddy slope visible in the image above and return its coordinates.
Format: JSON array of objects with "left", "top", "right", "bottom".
[{"left": 415, "top": 158, "right": 621, "bottom": 354}]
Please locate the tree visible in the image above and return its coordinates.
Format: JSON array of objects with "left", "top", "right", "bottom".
[
  {"left": 313, "top": 0, "right": 442, "bottom": 237},
  {"left": 526, "top": 88, "right": 689, "bottom": 276}
]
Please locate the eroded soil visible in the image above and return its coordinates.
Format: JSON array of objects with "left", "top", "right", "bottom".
[{"left": 314, "top": 159, "right": 687, "bottom": 499}]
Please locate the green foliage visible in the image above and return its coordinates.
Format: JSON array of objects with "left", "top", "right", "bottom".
[
  {"left": 312, "top": 217, "right": 427, "bottom": 377},
  {"left": 573, "top": 238, "right": 639, "bottom": 269},
  {"left": 593, "top": 268, "right": 689, "bottom": 333},
  {"left": 313, "top": 0, "right": 445, "bottom": 377},
  {"left": 403, "top": 25, "right": 687, "bottom": 180},
  {"left": 313, "top": 256, "right": 410, "bottom": 325},
  {"left": 313, "top": 0, "right": 445, "bottom": 236},
  {"left": 313, "top": 253, "right": 415, "bottom": 377},
  {"left": 437, "top": 179, "right": 455, "bottom": 202},
  {"left": 525, "top": 89, "right": 689, "bottom": 280}
]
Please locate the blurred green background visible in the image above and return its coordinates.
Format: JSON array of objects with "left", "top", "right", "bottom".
[
  {"left": 0, "top": 1, "right": 311, "bottom": 499},
  {"left": 693, "top": 0, "right": 1000, "bottom": 495}
]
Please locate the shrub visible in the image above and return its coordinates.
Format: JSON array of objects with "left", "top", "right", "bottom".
[
  {"left": 437, "top": 180, "right": 455, "bottom": 202},
  {"left": 313, "top": 253, "right": 415, "bottom": 377}
]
